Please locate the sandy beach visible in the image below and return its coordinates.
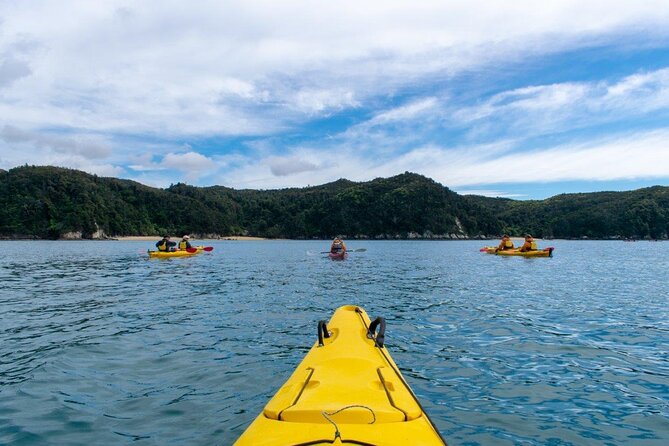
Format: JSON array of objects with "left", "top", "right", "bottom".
[{"left": 116, "top": 236, "right": 267, "bottom": 241}]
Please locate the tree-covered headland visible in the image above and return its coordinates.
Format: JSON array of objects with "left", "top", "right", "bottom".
[{"left": 1, "top": 166, "right": 668, "bottom": 240}]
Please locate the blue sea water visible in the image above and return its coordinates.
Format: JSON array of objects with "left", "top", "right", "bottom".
[{"left": 0, "top": 240, "right": 668, "bottom": 445}]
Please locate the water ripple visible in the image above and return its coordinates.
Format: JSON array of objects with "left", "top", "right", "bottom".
[{"left": 0, "top": 240, "right": 668, "bottom": 445}]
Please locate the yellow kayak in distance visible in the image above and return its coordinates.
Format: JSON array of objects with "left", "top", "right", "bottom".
[
  {"left": 481, "top": 246, "right": 554, "bottom": 257},
  {"left": 235, "top": 305, "right": 446, "bottom": 446},
  {"left": 147, "top": 246, "right": 208, "bottom": 258}
]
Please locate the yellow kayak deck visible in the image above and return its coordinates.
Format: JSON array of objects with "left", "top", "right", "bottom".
[
  {"left": 235, "top": 305, "right": 446, "bottom": 445},
  {"left": 482, "top": 246, "right": 554, "bottom": 257}
]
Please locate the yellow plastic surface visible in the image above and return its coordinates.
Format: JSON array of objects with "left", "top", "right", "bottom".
[
  {"left": 482, "top": 247, "right": 553, "bottom": 257},
  {"left": 235, "top": 305, "right": 446, "bottom": 445},
  {"left": 147, "top": 248, "right": 202, "bottom": 258}
]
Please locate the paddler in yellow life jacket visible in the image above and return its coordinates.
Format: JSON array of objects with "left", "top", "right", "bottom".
[
  {"left": 156, "top": 235, "right": 177, "bottom": 252},
  {"left": 330, "top": 237, "right": 347, "bottom": 254},
  {"left": 178, "top": 235, "right": 192, "bottom": 251},
  {"left": 496, "top": 234, "right": 514, "bottom": 252},
  {"left": 518, "top": 234, "right": 538, "bottom": 252}
]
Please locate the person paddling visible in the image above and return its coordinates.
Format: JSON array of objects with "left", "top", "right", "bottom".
[
  {"left": 518, "top": 234, "right": 538, "bottom": 252},
  {"left": 156, "top": 235, "right": 176, "bottom": 252},
  {"left": 495, "top": 234, "right": 514, "bottom": 252},
  {"left": 178, "top": 235, "right": 192, "bottom": 251},
  {"left": 330, "top": 236, "right": 347, "bottom": 255}
]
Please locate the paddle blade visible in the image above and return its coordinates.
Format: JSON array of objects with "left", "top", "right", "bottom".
[
  {"left": 186, "top": 248, "right": 198, "bottom": 253},
  {"left": 203, "top": 246, "right": 214, "bottom": 251},
  {"left": 353, "top": 248, "right": 367, "bottom": 252}
]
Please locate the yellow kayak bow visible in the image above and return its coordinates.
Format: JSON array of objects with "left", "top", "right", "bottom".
[{"left": 235, "top": 305, "right": 446, "bottom": 445}]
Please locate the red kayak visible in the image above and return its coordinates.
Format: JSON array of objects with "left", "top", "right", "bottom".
[{"left": 328, "top": 250, "right": 348, "bottom": 260}]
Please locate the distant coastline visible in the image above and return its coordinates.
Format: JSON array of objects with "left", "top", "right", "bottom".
[
  {"left": 2, "top": 166, "right": 669, "bottom": 241},
  {"left": 115, "top": 235, "right": 267, "bottom": 241},
  {"left": 0, "top": 235, "right": 268, "bottom": 241},
  {"left": 1, "top": 236, "right": 663, "bottom": 242}
]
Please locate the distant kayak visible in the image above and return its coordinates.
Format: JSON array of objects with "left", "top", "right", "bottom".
[
  {"left": 234, "top": 305, "right": 446, "bottom": 445},
  {"left": 481, "top": 246, "right": 554, "bottom": 257},
  {"left": 328, "top": 250, "right": 348, "bottom": 260}
]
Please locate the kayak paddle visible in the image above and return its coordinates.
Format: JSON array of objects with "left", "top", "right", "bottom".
[
  {"left": 319, "top": 248, "right": 366, "bottom": 254},
  {"left": 185, "top": 246, "right": 214, "bottom": 253}
]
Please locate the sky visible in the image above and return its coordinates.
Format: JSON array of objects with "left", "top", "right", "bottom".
[{"left": 2, "top": 1, "right": 669, "bottom": 199}]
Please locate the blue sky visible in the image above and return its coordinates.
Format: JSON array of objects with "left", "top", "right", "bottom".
[{"left": 2, "top": 1, "right": 669, "bottom": 199}]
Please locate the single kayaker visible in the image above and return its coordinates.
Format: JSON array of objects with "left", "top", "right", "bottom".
[
  {"left": 178, "top": 235, "right": 192, "bottom": 250},
  {"left": 518, "top": 234, "right": 538, "bottom": 252},
  {"left": 330, "top": 236, "right": 347, "bottom": 254},
  {"left": 156, "top": 235, "right": 176, "bottom": 252},
  {"left": 496, "top": 234, "right": 514, "bottom": 252}
]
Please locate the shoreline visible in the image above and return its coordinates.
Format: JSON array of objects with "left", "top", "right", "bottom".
[
  {"left": 1, "top": 236, "right": 664, "bottom": 242},
  {"left": 114, "top": 236, "right": 268, "bottom": 241}
]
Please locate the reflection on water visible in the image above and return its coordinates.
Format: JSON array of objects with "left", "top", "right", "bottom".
[{"left": 0, "top": 240, "right": 668, "bottom": 445}]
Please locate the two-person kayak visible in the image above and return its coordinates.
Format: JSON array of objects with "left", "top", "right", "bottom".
[
  {"left": 147, "top": 246, "right": 212, "bottom": 258},
  {"left": 328, "top": 236, "right": 348, "bottom": 260},
  {"left": 235, "top": 305, "right": 446, "bottom": 445},
  {"left": 481, "top": 246, "right": 554, "bottom": 257}
]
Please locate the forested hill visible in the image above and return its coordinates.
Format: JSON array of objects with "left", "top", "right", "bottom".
[{"left": 1, "top": 165, "right": 668, "bottom": 240}]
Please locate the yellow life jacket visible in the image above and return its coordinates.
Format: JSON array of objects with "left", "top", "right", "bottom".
[
  {"left": 179, "top": 240, "right": 189, "bottom": 250},
  {"left": 530, "top": 241, "right": 537, "bottom": 250},
  {"left": 504, "top": 240, "right": 514, "bottom": 249},
  {"left": 157, "top": 240, "right": 168, "bottom": 251}
]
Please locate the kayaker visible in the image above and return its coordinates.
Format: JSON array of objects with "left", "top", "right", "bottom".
[
  {"left": 330, "top": 236, "right": 347, "bottom": 254},
  {"left": 178, "top": 235, "right": 192, "bottom": 251},
  {"left": 156, "top": 235, "right": 176, "bottom": 252},
  {"left": 518, "top": 234, "right": 538, "bottom": 252},
  {"left": 495, "top": 234, "right": 514, "bottom": 252}
]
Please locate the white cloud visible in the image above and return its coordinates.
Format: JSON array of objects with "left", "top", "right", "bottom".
[
  {"left": 319, "top": 67, "right": 669, "bottom": 167},
  {"left": 77, "top": 163, "right": 125, "bottom": 177},
  {"left": 127, "top": 160, "right": 166, "bottom": 172},
  {"left": 452, "top": 68, "right": 669, "bottom": 138},
  {"left": 1, "top": 1, "right": 669, "bottom": 193},
  {"left": 160, "top": 151, "right": 210, "bottom": 170},
  {"left": 0, "top": 37, "right": 37, "bottom": 88},
  {"left": 0, "top": 55, "right": 32, "bottom": 88},
  {"left": 393, "top": 131, "right": 669, "bottom": 187},
  {"left": 455, "top": 189, "right": 527, "bottom": 198},
  {"left": 0, "top": 136, "right": 124, "bottom": 177},
  {"left": 0, "top": 125, "right": 112, "bottom": 159},
  {"left": 122, "top": 150, "right": 222, "bottom": 186},
  {"left": 267, "top": 156, "right": 320, "bottom": 176},
  {"left": 158, "top": 151, "right": 217, "bottom": 182},
  {"left": 368, "top": 98, "right": 439, "bottom": 125},
  {"left": 212, "top": 129, "right": 669, "bottom": 190},
  {"left": 121, "top": 150, "right": 220, "bottom": 182},
  {"left": 293, "top": 88, "right": 358, "bottom": 114},
  {"left": 1, "top": 1, "right": 668, "bottom": 140},
  {"left": 484, "top": 83, "right": 589, "bottom": 113}
]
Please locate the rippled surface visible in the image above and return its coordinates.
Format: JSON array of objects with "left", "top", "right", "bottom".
[{"left": 1, "top": 240, "right": 668, "bottom": 445}]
